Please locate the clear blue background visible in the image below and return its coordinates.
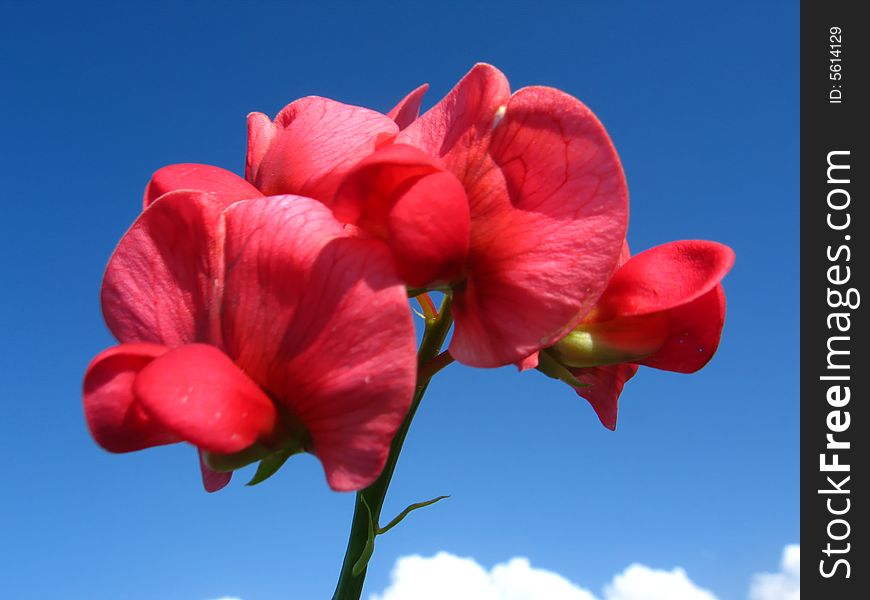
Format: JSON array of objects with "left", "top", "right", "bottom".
[{"left": 0, "top": 1, "right": 797, "bottom": 598}]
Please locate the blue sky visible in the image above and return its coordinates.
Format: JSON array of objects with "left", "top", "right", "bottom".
[{"left": 0, "top": 1, "right": 797, "bottom": 599}]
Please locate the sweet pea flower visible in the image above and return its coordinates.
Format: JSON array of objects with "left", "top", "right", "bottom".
[
  {"left": 540, "top": 240, "right": 735, "bottom": 429},
  {"left": 83, "top": 189, "right": 417, "bottom": 492},
  {"left": 394, "top": 64, "right": 629, "bottom": 368},
  {"left": 150, "top": 63, "right": 629, "bottom": 371}
]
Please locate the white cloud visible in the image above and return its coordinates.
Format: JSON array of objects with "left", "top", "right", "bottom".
[
  {"left": 369, "top": 552, "right": 596, "bottom": 600},
  {"left": 371, "top": 552, "right": 715, "bottom": 600},
  {"left": 371, "top": 546, "right": 799, "bottom": 600},
  {"left": 604, "top": 564, "right": 717, "bottom": 600},
  {"left": 748, "top": 544, "right": 800, "bottom": 600},
  {"left": 492, "top": 557, "right": 599, "bottom": 600},
  {"left": 207, "top": 546, "right": 799, "bottom": 600}
]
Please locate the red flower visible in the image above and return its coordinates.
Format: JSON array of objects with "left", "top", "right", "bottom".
[
  {"left": 395, "top": 64, "right": 629, "bottom": 368},
  {"left": 145, "top": 65, "right": 628, "bottom": 367},
  {"left": 150, "top": 63, "right": 629, "bottom": 372},
  {"left": 542, "top": 240, "right": 735, "bottom": 429},
  {"left": 83, "top": 190, "right": 417, "bottom": 492}
]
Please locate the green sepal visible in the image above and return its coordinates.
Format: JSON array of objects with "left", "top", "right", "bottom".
[
  {"left": 377, "top": 495, "right": 450, "bottom": 536},
  {"left": 245, "top": 447, "right": 298, "bottom": 487},
  {"left": 202, "top": 444, "right": 272, "bottom": 472},
  {"left": 536, "top": 350, "right": 588, "bottom": 388},
  {"left": 352, "top": 495, "right": 376, "bottom": 577}
]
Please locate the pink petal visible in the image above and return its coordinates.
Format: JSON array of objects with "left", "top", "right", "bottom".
[
  {"left": 330, "top": 144, "right": 443, "bottom": 224},
  {"left": 245, "top": 112, "right": 278, "bottom": 183},
  {"left": 448, "top": 85, "right": 629, "bottom": 367},
  {"left": 220, "top": 196, "right": 417, "bottom": 491},
  {"left": 133, "top": 344, "right": 279, "bottom": 455},
  {"left": 638, "top": 285, "right": 727, "bottom": 373},
  {"left": 386, "top": 83, "right": 429, "bottom": 130},
  {"left": 332, "top": 144, "right": 470, "bottom": 288},
  {"left": 143, "top": 163, "right": 262, "bottom": 208},
  {"left": 387, "top": 171, "right": 470, "bottom": 287},
  {"left": 618, "top": 240, "right": 631, "bottom": 267},
  {"left": 593, "top": 240, "right": 735, "bottom": 321},
  {"left": 247, "top": 97, "right": 399, "bottom": 200},
  {"left": 397, "top": 63, "right": 510, "bottom": 182},
  {"left": 199, "top": 450, "right": 232, "bottom": 493},
  {"left": 516, "top": 351, "right": 539, "bottom": 371},
  {"left": 83, "top": 343, "right": 180, "bottom": 452},
  {"left": 571, "top": 364, "right": 639, "bottom": 430},
  {"left": 101, "top": 190, "right": 227, "bottom": 347}
]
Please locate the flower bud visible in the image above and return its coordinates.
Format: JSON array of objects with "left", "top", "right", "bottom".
[{"left": 549, "top": 313, "right": 670, "bottom": 368}]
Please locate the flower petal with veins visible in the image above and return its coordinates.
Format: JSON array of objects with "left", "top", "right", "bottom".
[
  {"left": 400, "top": 64, "right": 629, "bottom": 368},
  {"left": 221, "top": 196, "right": 417, "bottom": 491},
  {"left": 570, "top": 364, "right": 639, "bottom": 430},
  {"left": 143, "top": 163, "right": 262, "bottom": 208},
  {"left": 247, "top": 97, "right": 399, "bottom": 200},
  {"left": 387, "top": 83, "right": 429, "bottom": 130},
  {"left": 102, "top": 190, "right": 228, "bottom": 348},
  {"left": 332, "top": 144, "right": 470, "bottom": 288}
]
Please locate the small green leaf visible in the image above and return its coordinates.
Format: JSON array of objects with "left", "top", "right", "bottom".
[
  {"left": 535, "top": 351, "right": 588, "bottom": 388},
  {"left": 352, "top": 495, "right": 376, "bottom": 577},
  {"left": 377, "top": 495, "right": 450, "bottom": 536},
  {"left": 245, "top": 447, "right": 297, "bottom": 486}
]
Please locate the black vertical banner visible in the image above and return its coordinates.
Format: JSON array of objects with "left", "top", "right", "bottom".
[{"left": 802, "top": 1, "right": 868, "bottom": 597}]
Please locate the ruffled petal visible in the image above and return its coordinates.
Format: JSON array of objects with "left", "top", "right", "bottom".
[
  {"left": 134, "top": 344, "right": 279, "bottom": 454},
  {"left": 247, "top": 97, "right": 398, "bottom": 200},
  {"left": 571, "top": 363, "right": 639, "bottom": 430},
  {"left": 220, "top": 196, "right": 417, "bottom": 491},
  {"left": 387, "top": 83, "right": 429, "bottom": 130},
  {"left": 449, "top": 85, "right": 629, "bottom": 367},
  {"left": 387, "top": 170, "right": 469, "bottom": 287},
  {"left": 397, "top": 63, "right": 510, "bottom": 183},
  {"left": 101, "top": 190, "right": 227, "bottom": 347},
  {"left": 83, "top": 343, "right": 179, "bottom": 452},
  {"left": 638, "top": 285, "right": 727, "bottom": 373},
  {"left": 592, "top": 240, "right": 735, "bottom": 321},
  {"left": 143, "top": 163, "right": 262, "bottom": 208},
  {"left": 332, "top": 144, "right": 470, "bottom": 288},
  {"left": 246, "top": 112, "right": 278, "bottom": 183}
]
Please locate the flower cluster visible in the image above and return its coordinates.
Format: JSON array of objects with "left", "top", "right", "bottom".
[{"left": 83, "top": 64, "right": 732, "bottom": 493}]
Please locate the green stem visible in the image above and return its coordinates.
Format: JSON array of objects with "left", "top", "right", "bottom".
[
  {"left": 331, "top": 295, "right": 453, "bottom": 600},
  {"left": 417, "top": 350, "right": 454, "bottom": 381}
]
